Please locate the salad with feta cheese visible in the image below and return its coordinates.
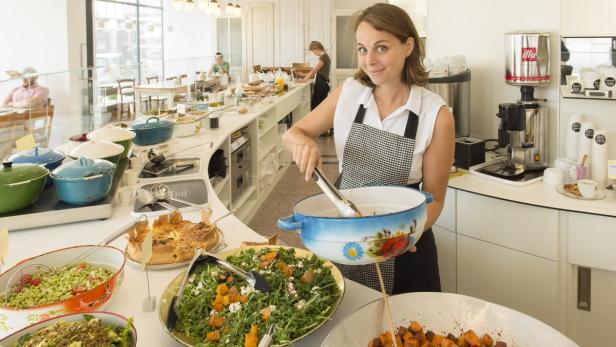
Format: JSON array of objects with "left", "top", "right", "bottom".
[{"left": 174, "top": 247, "right": 341, "bottom": 346}]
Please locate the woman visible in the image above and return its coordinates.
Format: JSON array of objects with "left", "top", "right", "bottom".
[
  {"left": 297, "top": 41, "right": 331, "bottom": 110},
  {"left": 282, "top": 3, "right": 454, "bottom": 294}
]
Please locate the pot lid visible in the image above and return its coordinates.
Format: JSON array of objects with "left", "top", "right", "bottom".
[
  {"left": 52, "top": 157, "right": 116, "bottom": 179},
  {"left": 87, "top": 125, "right": 136, "bottom": 142},
  {"left": 0, "top": 162, "right": 49, "bottom": 185},
  {"left": 132, "top": 116, "right": 175, "bottom": 130},
  {"left": 69, "top": 140, "right": 124, "bottom": 159},
  {"left": 7, "top": 147, "right": 65, "bottom": 165}
]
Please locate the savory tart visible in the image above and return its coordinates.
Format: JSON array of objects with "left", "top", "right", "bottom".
[{"left": 126, "top": 211, "right": 220, "bottom": 265}]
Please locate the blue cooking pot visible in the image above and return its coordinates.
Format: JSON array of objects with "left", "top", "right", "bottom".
[
  {"left": 277, "top": 186, "right": 433, "bottom": 265},
  {"left": 131, "top": 117, "right": 175, "bottom": 146},
  {"left": 51, "top": 157, "right": 116, "bottom": 205},
  {"left": 7, "top": 147, "right": 65, "bottom": 185}
]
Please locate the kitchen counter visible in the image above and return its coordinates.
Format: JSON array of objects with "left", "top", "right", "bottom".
[
  {"left": 448, "top": 171, "right": 616, "bottom": 218},
  {"left": 1, "top": 83, "right": 381, "bottom": 345}
]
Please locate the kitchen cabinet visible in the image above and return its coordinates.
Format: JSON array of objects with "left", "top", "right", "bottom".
[
  {"left": 457, "top": 191, "right": 559, "bottom": 261},
  {"left": 566, "top": 265, "right": 616, "bottom": 347},
  {"left": 433, "top": 225, "right": 456, "bottom": 293},
  {"left": 457, "top": 234, "right": 560, "bottom": 329}
]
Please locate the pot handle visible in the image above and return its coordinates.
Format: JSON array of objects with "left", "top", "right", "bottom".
[
  {"left": 421, "top": 191, "right": 434, "bottom": 204},
  {"left": 277, "top": 215, "right": 303, "bottom": 232},
  {"left": 146, "top": 117, "right": 160, "bottom": 123}
]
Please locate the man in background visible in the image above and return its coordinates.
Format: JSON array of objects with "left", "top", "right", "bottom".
[
  {"left": 2, "top": 67, "right": 48, "bottom": 109},
  {"left": 209, "top": 52, "right": 230, "bottom": 75}
]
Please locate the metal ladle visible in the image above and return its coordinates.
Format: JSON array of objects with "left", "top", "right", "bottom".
[
  {"left": 136, "top": 188, "right": 177, "bottom": 211},
  {"left": 150, "top": 183, "right": 197, "bottom": 207}
]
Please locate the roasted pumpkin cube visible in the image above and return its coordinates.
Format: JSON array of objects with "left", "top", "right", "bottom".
[
  {"left": 206, "top": 330, "right": 220, "bottom": 342},
  {"left": 260, "top": 306, "right": 272, "bottom": 321},
  {"left": 462, "top": 330, "right": 480, "bottom": 347},
  {"left": 216, "top": 283, "right": 230, "bottom": 295},
  {"left": 300, "top": 268, "right": 315, "bottom": 284},
  {"left": 409, "top": 321, "right": 422, "bottom": 333},
  {"left": 208, "top": 314, "right": 225, "bottom": 328},
  {"left": 481, "top": 334, "right": 493, "bottom": 346}
]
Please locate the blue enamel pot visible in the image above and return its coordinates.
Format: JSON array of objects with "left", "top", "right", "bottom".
[
  {"left": 277, "top": 186, "right": 433, "bottom": 265},
  {"left": 51, "top": 157, "right": 116, "bottom": 205},
  {"left": 131, "top": 117, "right": 175, "bottom": 146},
  {"left": 7, "top": 147, "right": 65, "bottom": 185}
]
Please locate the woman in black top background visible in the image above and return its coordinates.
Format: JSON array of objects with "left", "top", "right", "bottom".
[{"left": 297, "top": 41, "right": 331, "bottom": 110}]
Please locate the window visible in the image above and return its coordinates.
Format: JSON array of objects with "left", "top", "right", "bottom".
[
  {"left": 216, "top": 18, "right": 242, "bottom": 67},
  {"left": 93, "top": 0, "right": 163, "bottom": 84}
]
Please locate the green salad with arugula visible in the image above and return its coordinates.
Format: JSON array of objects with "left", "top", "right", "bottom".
[
  {"left": 176, "top": 247, "right": 341, "bottom": 347},
  {"left": 14, "top": 314, "right": 134, "bottom": 347}
]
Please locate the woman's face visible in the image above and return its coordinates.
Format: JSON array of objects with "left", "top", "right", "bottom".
[{"left": 356, "top": 21, "right": 413, "bottom": 86}]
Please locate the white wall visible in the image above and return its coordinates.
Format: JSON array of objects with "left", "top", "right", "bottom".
[
  {"left": 427, "top": 0, "right": 561, "bottom": 163},
  {"left": 163, "top": 1, "right": 217, "bottom": 77},
  {"left": 0, "top": 0, "right": 70, "bottom": 104}
]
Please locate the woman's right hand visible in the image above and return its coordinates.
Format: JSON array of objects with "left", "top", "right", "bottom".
[{"left": 291, "top": 140, "right": 322, "bottom": 182}]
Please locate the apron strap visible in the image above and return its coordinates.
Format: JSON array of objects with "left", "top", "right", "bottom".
[{"left": 354, "top": 105, "right": 420, "bottom": 140}]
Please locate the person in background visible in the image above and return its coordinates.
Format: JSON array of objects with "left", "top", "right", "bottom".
[
  {"left": 2, "top": 67, "right": 48, "bottom": 109},
  {"left": 297, "top": 41, "right": 331, "bottom": 110},
  {"left": 209, "top": 52, "right": 230, "bottom": 75},
  {"left": 282, "top": 3, "right": 455, "bottom": 294}
]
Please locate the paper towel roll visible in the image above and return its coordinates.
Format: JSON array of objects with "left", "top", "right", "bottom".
[
  {"left": 577, "top": 120, "right": 594, "bottom": 164},
  {"left": 591, "top": 130, "right": 608, "bottom": 188},
  {"left": 566, "top": 113, "right": 584, "bottom": 161}
]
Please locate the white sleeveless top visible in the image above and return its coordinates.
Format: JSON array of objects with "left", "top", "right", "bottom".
[{"left": 333, "top": 78, "right": 446, "bottom": 184}]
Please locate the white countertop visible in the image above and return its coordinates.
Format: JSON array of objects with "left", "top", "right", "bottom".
[
  {"left": 2, "top": 83, "right": 381, "bottom": 345},
  {"left": 449, "top": 171, "right": 616, "bottom": 217}
]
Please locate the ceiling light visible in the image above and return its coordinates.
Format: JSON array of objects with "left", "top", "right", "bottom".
[
  {"left": 172, "top": 0, "right": 183, "bottom": 11},
  {"left": 185, "top": 0, "right": 195, "bottom": 12}
]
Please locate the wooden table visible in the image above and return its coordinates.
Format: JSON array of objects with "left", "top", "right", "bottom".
[{"left": 133, "top": 81, "right": 190, "bottom": 115}]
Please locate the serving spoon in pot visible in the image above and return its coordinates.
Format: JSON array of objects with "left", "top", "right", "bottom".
[{"left": 311, "top": 167, "right": 362, "bottom": 218}]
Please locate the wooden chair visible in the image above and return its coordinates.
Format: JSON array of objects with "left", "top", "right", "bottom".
[
  {"left": 253, "top": 65, "right": 262, "bottom": 73},
  {"left": 26, "top": 105, "right": 55, "bottom": 147},
  {"left": 145, "top": 76, "right": 167, "bottom": 110},
  {"left": 292, "top": 62, "right": 310, "bottom": 68},
  {"left": 166, "top": 74, "right": 189, "bottom": 101},
  {"left": 117, "top": 78, "right": 136, "bottom": 120},
  {"left": 0, "top": 112, "right": 28, "bottom": 158}
]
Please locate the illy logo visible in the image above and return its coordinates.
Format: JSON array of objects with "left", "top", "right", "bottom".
[{"left": 522, "top": 47, "right": 537, "bottom": 61}]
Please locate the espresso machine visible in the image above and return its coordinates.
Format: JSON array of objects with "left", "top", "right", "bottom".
[{"left": 474, "top": 32, "right": 550, "bottom": 183}]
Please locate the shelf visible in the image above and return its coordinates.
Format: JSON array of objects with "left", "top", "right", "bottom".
[
  {"left": 560, "top": 85, "right": 616, "bottom": 100},
  {"left": 258, "top": 121, "right": 278, "bottom": 138},
  {"left": 213, "top": 175, "right": 230, "bottom": 195},
  {"left": 258, "top": 142, "right": 277, "bottom": 161},
  {"left": 232, "top": 185, "right": 257, "bottom": 210}
]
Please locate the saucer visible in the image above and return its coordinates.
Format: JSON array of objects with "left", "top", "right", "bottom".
[{"left": 556, "top": 184, "right": 607, "bottom": 200}]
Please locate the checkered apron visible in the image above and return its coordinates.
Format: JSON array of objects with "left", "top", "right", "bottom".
[{"left": 335, "top": 104, "right": 419, "bottom": 294}]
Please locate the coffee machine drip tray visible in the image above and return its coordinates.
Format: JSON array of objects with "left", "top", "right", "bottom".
[{"left": 470, "top": 159, "right": 543, "bottom": 186}]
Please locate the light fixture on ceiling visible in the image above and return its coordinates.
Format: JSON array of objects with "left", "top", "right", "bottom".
[
  {"left": 185, "top": 0, "right": 195, "bottom": 12},
  {"left": 172, "top": 0, "right": 183, "bottom": 11}
]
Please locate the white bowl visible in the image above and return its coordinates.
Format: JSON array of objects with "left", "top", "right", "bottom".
[{"left": 322, "top": 292, "right": 578, "bottom": 347}]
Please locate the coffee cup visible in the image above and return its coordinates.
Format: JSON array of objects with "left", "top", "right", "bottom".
[{"left": 577, "top": 179, "right": 598, "bottom": 199}]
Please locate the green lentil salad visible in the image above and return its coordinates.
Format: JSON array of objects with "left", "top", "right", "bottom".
[
  {"left": 13, "top": 314, "right": 134, "bottom": 347},
  {"left": 175, "top": 247, "right": 341, "bottom": 346},
  {"left": 1, "top": 263, "right": 113, "bottom": 309}
]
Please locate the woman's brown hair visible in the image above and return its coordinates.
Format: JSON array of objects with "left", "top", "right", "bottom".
[
  {"left": 309, "top": 41, "right": 325, "bottom": 51},
  {"left": 352, "top": 3, "right": 428, "bottom": 87}
]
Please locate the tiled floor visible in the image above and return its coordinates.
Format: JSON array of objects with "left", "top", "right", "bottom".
[{"left": 248, "top": 135, "right": 339, "bottom": 247}]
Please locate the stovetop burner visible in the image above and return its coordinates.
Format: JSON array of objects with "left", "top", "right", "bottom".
[{"left": 139, "top": 157, "right": 200, "bottom": 178}]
